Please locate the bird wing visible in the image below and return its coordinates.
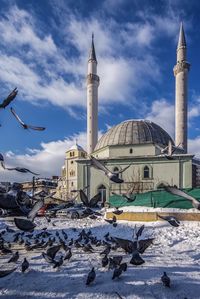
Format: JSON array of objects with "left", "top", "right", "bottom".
[
  {"left": 89, "top": 192, "right": 101, "bottom": 208},
  {"left": 15, "top": 168, "right": 39, "bottom": 175},
  {"left": 90, "top": 155, "right": 110, "bottom": 173},
  {"left": 0, "top": 153, "right": 4, "bottom": 162},
  {"left": 117, "top": 164, "right": 132, "bottom": 174},
  {"left": 165, "top": 186, "right": 199, "bottom": 203},
  {"left": 28, "top": 199, "right": 44, "bottom": 222},
  {"left": 80, "top": 189, "right": 90, "bottom": 207},
  {"left": 10, "top": 107, "right": 25, "bottom": 126},
  {"left": 27, "top": 125, "right": 46, "bottom": 131},
  {"left": 47, "top": 245, "right": 61, "bottom": 260},
  {"left": 0, "top": 88, "right": 18, "bottom": 108}
]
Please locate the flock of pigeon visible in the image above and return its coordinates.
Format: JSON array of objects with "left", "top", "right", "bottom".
[{"left": 0, "top": 177, "right": 200, "bottom": 297}]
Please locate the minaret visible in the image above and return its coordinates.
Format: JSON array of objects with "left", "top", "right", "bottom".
[
  {"left": 173, "top": 23, "right": 190, "bottom": 153},
  {"left": 87, "top": 34, "right": 100, "bottom": 154}
]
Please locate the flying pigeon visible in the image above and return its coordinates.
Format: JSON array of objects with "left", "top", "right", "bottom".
[
  {"left": 14, "top": 218, "right": 36, "bottom": 232},
  {"left": 0, "top": 88, "right": 18, "bottom": 109},
  {"left": 130, "top": 250, "right": 145, "bottom": 265},
  {"left": 90, "top": 155, "right": 131, "bottom": 183},
  {"left": 164, "top": 185, "right": 200, "bottom": 210},
  {"left": 80, "top": 189, "right": 101, "bottom": 208},
  {"left": 2, "top": 165, "right": 39, "bottom": 175},
  {"left": 10, "top": 107, "right": 45, "bottom": 131},
  {"left": 46, "top": 245, "right": 61, "bottom": 260},
  {"left": 158, "top": 214, "right": 180, "bottom": 227}
]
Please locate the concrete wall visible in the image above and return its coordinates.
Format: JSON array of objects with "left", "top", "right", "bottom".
[{"left": 77, "top": 155, "right": 193, "bottom": 201}]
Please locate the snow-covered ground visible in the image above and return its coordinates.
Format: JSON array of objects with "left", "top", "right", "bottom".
[{"left": 0, "top": 215, "right": 200, "bottom": 299}]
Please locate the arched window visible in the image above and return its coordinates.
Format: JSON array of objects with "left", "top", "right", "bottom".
[
  {"left": 130, "top": 148, "right": 133, "bottom": 154},
  {"left": 143, "top": 166, "right": 150, "bottom": 179}
]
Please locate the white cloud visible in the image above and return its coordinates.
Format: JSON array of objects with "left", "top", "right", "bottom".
[
  {"left": 0, "top": 132, "right": 87, "bottom": 182},
  {"left": 146, "top": 99, "right": 175, "bottom": 138},
  {"left": 0, "top": 6, "right": 57, "bottom": 56}
]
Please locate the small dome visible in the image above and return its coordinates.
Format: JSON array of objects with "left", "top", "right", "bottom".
[
  {"left": 95, "top": 119, "right": 174, "bottom": 151},
  {"left": 69, "top": 144, "right": 85, "bottom": 151}
]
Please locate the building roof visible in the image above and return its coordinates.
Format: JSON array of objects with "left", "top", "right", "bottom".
[
  {"left": 94, "top": 119, "right": 174, "bottom": 151},
  {"left": 69, "top": 144, "right": 85, "bottom": 151}
]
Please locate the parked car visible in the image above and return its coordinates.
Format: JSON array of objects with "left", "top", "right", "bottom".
[{"left": 56, "top": 204, "right": 103, "bottom": 219}]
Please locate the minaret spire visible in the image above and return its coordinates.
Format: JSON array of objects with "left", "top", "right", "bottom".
[
  {"left": 178, "top": 22, "right": 186, "bottom": 49},
  {"left": 174, "top": 23, "right": 190, "bottom": 153},
  {"left": 87, "top": 34, "right": 100, "bottom": 154},
  {"left": 88, "top": 33, "right": 97, "bottom": 62}
]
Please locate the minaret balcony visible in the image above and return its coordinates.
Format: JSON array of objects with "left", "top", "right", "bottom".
[
  {"left": 87, "top": 74, "right": 100, "bottom": 85},
  {"left": 173, "top": 61, "right": 190, "bottom": 76}
]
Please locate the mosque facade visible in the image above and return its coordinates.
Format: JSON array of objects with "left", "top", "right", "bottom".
[{"left": 57, "top": 24, "right": 199, "bottom": 202}]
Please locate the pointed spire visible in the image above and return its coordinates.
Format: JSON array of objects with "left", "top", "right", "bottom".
[
  {"left": 177, "top": 22, "right": 186, "bottom": 49},
  {"left": 88, "top": 33, "right": 97, "bottom": 62}
]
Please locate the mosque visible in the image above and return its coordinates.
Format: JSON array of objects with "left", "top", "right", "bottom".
[{"left": 57, "top": 24, "right": 200, "bottom": 203}]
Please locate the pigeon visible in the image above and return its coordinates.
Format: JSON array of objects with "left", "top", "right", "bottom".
[
  {"left": 42, "top": 252, "right": 54, "bottom": 264},
  {"left": 102, "top": 255, "right": 109, "bottom": 267},
  {"left": 90, "top": 155, "right": 131, "bottom": 183},
  {"left": 8, "top": 251, "right": 19, "bottom": 263},
  {"left": 112, "top": 264, "right": 126, "bottom": 280},
  {"left": 10, "top": 107, "right": 45, "bottom": 131},
  {"left": 64, "top": 249, "right": 72, "bottom": 261},
  {"left": 164, "top": 185, "right": 200, "bottom": 210},
  {"left": 112, "top": 207, "right": 123, "bottom": 215},
  {"left": 161, "top": 272, "right": 171, "bottom": 287},
  {"left": 105, "top": 215, "right": 117, "bottom": 225},
  {"left": 2, "top": 164, "right": 39, "bottom": 175},
  {"left": 0, "top": 88, "right": 18, "bottom": 109},
  {"left": 158, "top": 214, "right": 180, "bottom": 227},
  {"left": 130, "top": 250, "right": 145, "bottom": 265},
  {"left": 21, "top": 258, "right": 29, "bottom": 273},
  {"left": 14, "top": 218, "right": 36, "bottom": 232},
  {"left": 53, "top": 256, "right": 63, "bottom": 268},
  {"left": 86, "top": 267, "right": 96, "bottom": 285},
  {"left": 0, "top": 268, "right": 16, "bottom": 278},
  {"left": 112, "top": 191, "right": 136, "bottom": 203},
  {"left": 100, "top": 245, "right": 111, "bottom": 256},
  {"left": 46, "top": 245, "right": 61, "bottom": 260}
]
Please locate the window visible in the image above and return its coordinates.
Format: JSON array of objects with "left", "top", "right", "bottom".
[
  {"left": 71, "top": 161, "right": 74, "bottom": 164},
  {"left": 143, "top": 166, "right": 150, "bottom": 179},
  {"left": 71, "top": 182, "right": 74, "bottom": 186},
  {"left": 113, "top": 167, "right": 119, "bottom": 173},
  {"left": 130, "top": 148, "right": 133, "bottom": 154}
]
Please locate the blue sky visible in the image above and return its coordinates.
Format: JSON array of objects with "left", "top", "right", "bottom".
[{"left": 1, "top": 0, "right": 200, "bottom": 181}]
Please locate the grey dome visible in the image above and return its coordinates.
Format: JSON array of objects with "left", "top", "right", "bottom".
[{"left": 95, "top": 119, "right": 174, "bottom": 151}]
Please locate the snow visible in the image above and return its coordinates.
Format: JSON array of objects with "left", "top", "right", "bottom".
[{"left": 0, "top": 215, "right": 200, "bottom": 298}]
